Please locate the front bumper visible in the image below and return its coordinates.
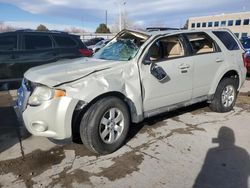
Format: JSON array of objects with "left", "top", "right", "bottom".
[{"left": 15, "top": 82, "right": 78, "bottom": 140}]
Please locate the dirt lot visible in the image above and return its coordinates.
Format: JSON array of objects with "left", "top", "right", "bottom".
[{"left": 0, "top": 82, "right": 250, "bottom": 188}]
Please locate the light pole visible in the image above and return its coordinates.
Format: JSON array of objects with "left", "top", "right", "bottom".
[{"left": 115, "top": 0, "right": 126, "bottom": 31}]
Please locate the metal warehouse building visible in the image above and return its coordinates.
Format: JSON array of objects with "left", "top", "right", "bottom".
[{"left": 188, "top": 11, "right": 250, "bottom": 39}]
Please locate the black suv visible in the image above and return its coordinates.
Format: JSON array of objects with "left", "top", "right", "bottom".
[{"left": 0, "top": 30, "right": 92, "bottom": 90}]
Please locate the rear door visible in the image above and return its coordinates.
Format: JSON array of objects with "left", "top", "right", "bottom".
[
  {"left": 13, "top": 33, "right": 56, "bottom": 78},
  {"left": 184, "top": 32, "right": 224, "bottom": 98}
]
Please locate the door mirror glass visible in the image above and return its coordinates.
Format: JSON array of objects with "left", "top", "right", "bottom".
[{"left": 150, "top": 63, "right": 168, "bottom": 81}]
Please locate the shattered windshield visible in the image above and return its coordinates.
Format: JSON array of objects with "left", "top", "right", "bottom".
[{"left": 93, "top": 31, "right": 149, "bottom": 61}]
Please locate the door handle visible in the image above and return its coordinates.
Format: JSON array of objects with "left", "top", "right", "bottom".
[
  {"left": 178, "top": 64, "right": 190, "bottom": 69},
  {"left": 215, "top": 58, "right": 223, "bottom": 63}
]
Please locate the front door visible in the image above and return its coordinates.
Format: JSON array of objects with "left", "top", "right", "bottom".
[{"left": 139, "top": 34, "right": 194, "bottom": 115}]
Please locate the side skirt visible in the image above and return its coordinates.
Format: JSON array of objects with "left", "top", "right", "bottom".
[{"left": 144, "top": 95, "right": 211, "bottom": 118}]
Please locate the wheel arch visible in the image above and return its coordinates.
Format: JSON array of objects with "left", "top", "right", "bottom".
[
  {"left": 209, "top": 69, "right": 240, "bottom": 99},
  {"left": 71, "top": 91, "right": 142, "bottom": 142}
]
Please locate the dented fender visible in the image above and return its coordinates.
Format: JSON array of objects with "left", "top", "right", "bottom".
[{"left": 62, "top": 62, "right": 144, "bottom": 123}]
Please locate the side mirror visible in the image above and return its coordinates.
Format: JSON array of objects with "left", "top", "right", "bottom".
[{"left": 150, "top": 63, "right": 168, "bottom": 81}]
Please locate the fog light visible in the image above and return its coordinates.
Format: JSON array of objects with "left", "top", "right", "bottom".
[{"left": 32, "top": 121, "right": 48, "bottom": 132}]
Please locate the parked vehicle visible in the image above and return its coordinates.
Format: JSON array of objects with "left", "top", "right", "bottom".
[
  {"left": 88, "top": 39, "right": 111, "bottom": 53},
  {"left": 15, "top": 29, "right": 247, "bottom": 154},
  {"left": 244, "top": 51, "right": 250, "bottom": 75},
  {"left": 0, "top": 30, "right": 92, "bottom": 90},
  {"left": 241, "top": 36, "right": 250, "bottom": 52},
  {"left": 84, "top": 37, "right": 104, "bottom": 47},
  {"left": 241, "top": 37, "right": 250, "bottom": 74}
]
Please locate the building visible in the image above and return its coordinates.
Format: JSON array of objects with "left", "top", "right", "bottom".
[{"left": 188, "top": 12, "right": 250, "bottom": 39}]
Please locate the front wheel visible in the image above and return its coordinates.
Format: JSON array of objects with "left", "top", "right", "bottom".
[
  {"left": 209, "top": 77, "right": 237, "bottom": 112},
  {"left": 80, "top": 97, "right": 130, "bottom": 154}
]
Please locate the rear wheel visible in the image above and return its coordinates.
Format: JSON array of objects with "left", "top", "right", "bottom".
[
  {"left": 209, "top": 77, "right": 237, "bottom": 112},
  {"left": 80, "top": 97, "right": 130, "bottom": 154}
]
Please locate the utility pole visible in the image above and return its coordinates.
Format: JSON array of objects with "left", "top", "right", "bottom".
[
  {"left": 105, "top": 10, "right": 108, "bottom": 27},
  {"left": 119, "top": 5, "right": 122, "bottom": 31},
  {"left": 116, "top": 0, "right": 126, "bottom": 31}
]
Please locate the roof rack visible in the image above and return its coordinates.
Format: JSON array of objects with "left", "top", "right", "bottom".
[
  {"left": 14, "top": 29, "right": 68, "bottom": 34},
  {"left": 14, "top": 29, "right": 34, "bottom": 32},
  {"left": 49, "top": 30, "right": 68, "bottom": 34},
  {"left": 146, "top": 27, "right": 180, "bottom": 32}
]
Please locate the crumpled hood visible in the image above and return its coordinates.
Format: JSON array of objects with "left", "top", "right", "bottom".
[{"left": 24, "top": 57, "right": 122, "bottom": 87}]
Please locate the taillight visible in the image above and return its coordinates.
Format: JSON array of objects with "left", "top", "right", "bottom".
[
  {"left": 79, "top": 49, "right": 92, "bottom": 57},
  {"left": 242, "top": 52, "right": 247, "bottom": 67}
]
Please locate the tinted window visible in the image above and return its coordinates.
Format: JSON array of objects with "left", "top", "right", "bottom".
[
  {"left": 221, "top": 21, "right": 226, "bottom": 27},
  {"left": 197, "top": 23, "right": 201, "bottom": 28},
  {"left": 243, "top": 19, "right": 250, "bottom": 25},
  {"left": 242, "top": 33, "right": 248, "bottom": 38},
  {"left": 208, "top": 22, "right": 213, "bottom": 27},
  {"left": 228, "top": 20, "right": 234, "bottom": 26},
  {"left": 191, "top": 23, "right": 195, "bottom": 28},
  {"left": 202, "top": 22, "right": 207, "bottom": 27},
  {"left": 213, "top": 31, "right": 239, "bottom": 50},
  {"left": 235, "top": 20, "right": 241, "bottom": 26},
  {"left": 234, "top": 33, "right": 239, "bottom": 38},
  {"left": 214, "top": 21, "right": 219, "bottom": 27},
  {"left": 186, "top": 33, "right": 216, "bottom": 55},
  {"left": 53, "top": 35, "right": 77, "bottom": 47},
  {"left": 24, "top": 35, "right": 52, "bottom": 50},
  {"left": 0, "top": 35, "right": 17, "bottom": 51}
]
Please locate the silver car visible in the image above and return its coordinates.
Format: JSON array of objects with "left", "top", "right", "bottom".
[
  {"left": 16, "top": 29, "right": 247, "bottom": 154},
  {"left": 89, "top": 39, "right": 111, "bottom": 53}
]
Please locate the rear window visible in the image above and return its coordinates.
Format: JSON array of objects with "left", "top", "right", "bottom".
[
  {"left": 24, "top": 35, "right": 52, "bottom": 50},
  {"left": 0, "top": 35, "right": 17, "bottom": 51},
  {"left": 213, "top": 31, "right": 239, "bottom": 50},
  {"left": 53, "top": 36, "right": 77, "bottom": 47}
]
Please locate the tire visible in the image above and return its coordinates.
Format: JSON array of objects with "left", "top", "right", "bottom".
[
  {"left": 79, "top": 97, "right": 130, "bottom": 154},
  {"left": 209, "top": 77, "right": 238, "bottom": 112}
]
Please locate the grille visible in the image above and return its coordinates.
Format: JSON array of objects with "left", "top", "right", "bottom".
[{"left": 23, "top": 78, "right": 36, "bottom": 93}]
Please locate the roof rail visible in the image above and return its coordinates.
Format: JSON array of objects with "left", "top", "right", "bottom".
[
  {"left": 14, "top": 29, "right": 68, "bottom": 34},
  {"left": 146, "top": 27, "right": 180, "bottom": 32},
  {"left": 49, "top": 30, "right": 68, "bottom": 34},
  {"left": 14, "top": 29, "right": 34, "bottom": 32}
]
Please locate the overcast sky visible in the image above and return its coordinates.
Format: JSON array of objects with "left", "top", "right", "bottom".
[{"left": 0, "top": 0, "right": 250, "bottom": 31}]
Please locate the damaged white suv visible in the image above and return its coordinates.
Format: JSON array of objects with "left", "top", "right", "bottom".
[{"left": 16, "top": 29, "right": 247, "bottom": 154}]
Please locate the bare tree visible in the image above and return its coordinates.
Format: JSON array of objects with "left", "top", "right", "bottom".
[
  {"left": 64, "top": 27, "right": 85, "bottom": 34},
  {"left": 111, "top": 11, "right": 135, "bottom": 32},
  {"left": 0, "top": 21, "right": 16, "bottom": 32}
]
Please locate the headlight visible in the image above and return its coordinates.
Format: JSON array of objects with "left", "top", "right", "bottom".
[{"left": 28, "top": 85, "right": 66, "bottom": 106}]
